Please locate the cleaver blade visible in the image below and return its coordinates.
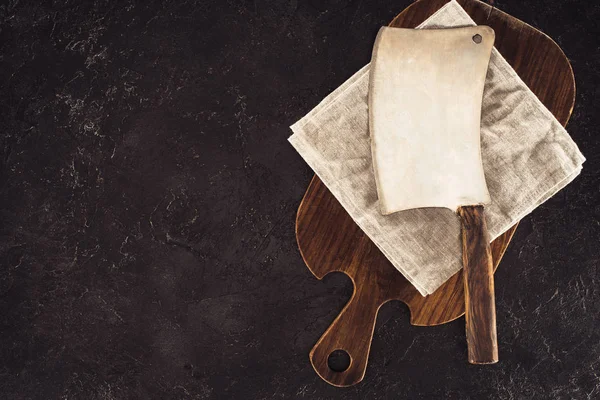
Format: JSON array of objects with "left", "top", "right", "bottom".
[{"left": 369, "top": 26, "right": 494, "bottom": 215}]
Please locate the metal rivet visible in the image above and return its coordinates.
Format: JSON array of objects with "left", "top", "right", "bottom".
[{"left": 472, "top": 34, "right": 482, "bottom": 44}]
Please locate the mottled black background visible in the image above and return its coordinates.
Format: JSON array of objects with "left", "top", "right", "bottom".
[{"left": 0, "top": 0, "right": 599, "bottom": 399}]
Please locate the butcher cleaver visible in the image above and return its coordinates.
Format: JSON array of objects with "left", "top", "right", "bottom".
[{"left": 369, "top": 26, "right": 498, "bottom": 364}]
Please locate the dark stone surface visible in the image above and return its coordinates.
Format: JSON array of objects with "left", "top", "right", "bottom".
[{"left": 0, "top": 0, "right": 598, "bottom": 398}]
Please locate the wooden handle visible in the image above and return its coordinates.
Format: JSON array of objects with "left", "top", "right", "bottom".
[
  {"left": 458, "top": 205, "right": 498, "bottom": 364},
  {"left": 309, "top": 288, "right": 380, "bottom": 387}
]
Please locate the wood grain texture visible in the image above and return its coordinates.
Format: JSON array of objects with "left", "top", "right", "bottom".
[
  {"left": 296, "top": 0, "right": 576, "bottom": 387},
  {"left": 458, "top": 205, "right": 498, "bottom": 364}
]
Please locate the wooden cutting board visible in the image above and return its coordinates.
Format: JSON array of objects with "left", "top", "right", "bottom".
[{"left": 296, "top": 0, "right": 576, "bottom": 387}]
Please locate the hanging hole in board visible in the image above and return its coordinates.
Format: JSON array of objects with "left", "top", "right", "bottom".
[
  {"left": 472, "top": 34, "right": 482, "bottom": 43},
  {"left": 327, "top": 349, "right": 351, "bottom": 372}
]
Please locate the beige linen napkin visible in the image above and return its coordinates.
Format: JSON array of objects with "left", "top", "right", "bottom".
[{"left": 289, "top": 0, "right": 585, "bottom": 296}]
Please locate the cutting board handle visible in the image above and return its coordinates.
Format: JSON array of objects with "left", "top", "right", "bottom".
[
  {"left": 458, "top": 205, "right": 498, "bottom": 364},
  {"left": 309, "top": 287, "right": 380, "bottom": 387}
]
